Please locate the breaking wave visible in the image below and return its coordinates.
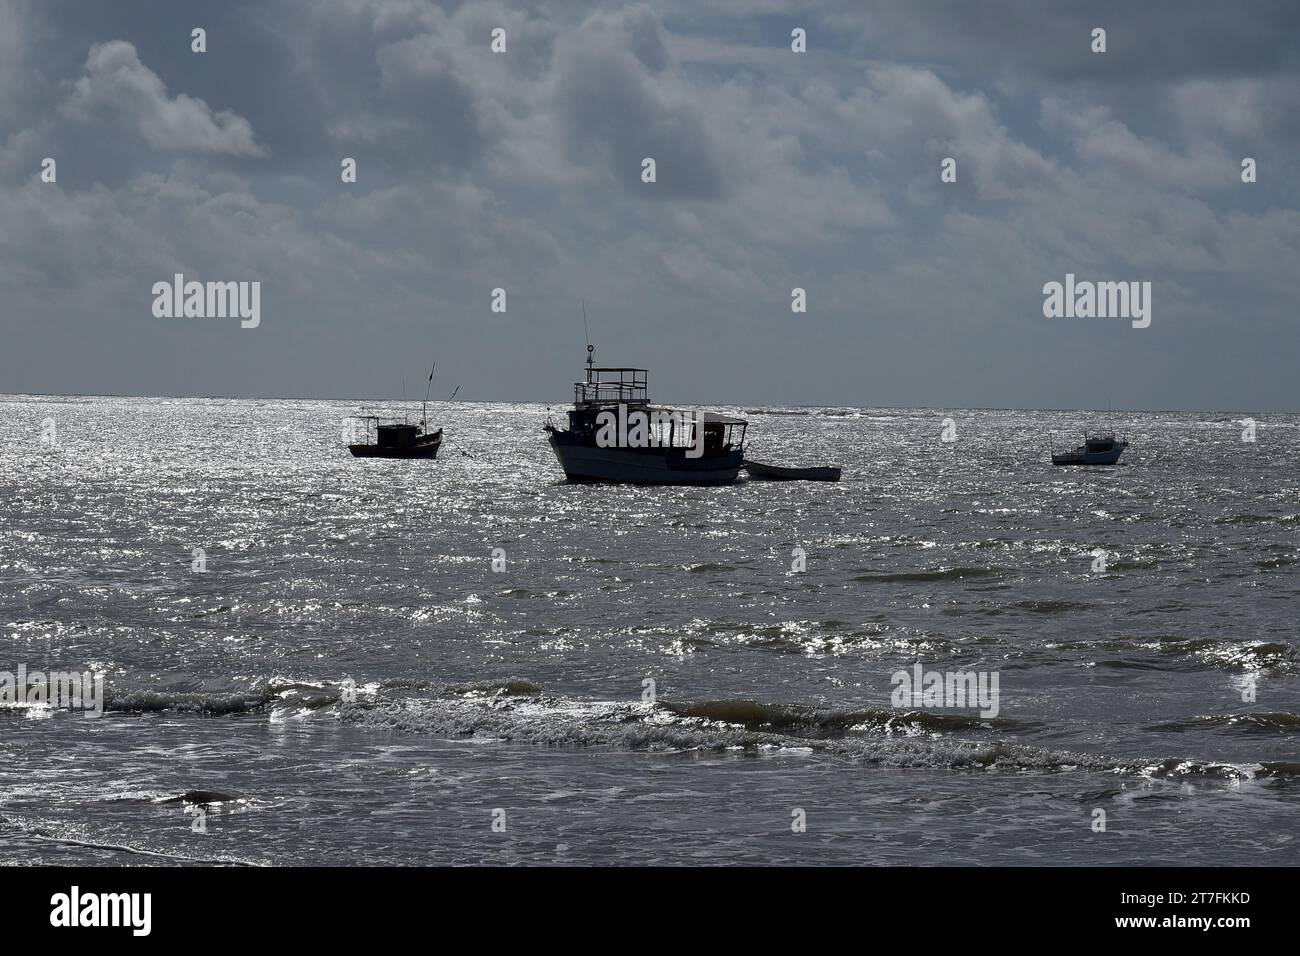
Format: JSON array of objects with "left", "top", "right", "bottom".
[
  {"left": 102, "top": 682, "right": 341, "bottom": 714},
  {"left": 70, "top": 677, "right": 1299, "bottom": 782},
  {"left": 328, "top": 682, "right": 1298, "bottom": 781}
]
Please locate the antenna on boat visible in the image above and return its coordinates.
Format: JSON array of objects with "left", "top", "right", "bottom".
[
  {"left": 402, "top": 375, "right": 408, "bottom": 423},
  {"left": 423, "top": 361, "right": 436, "bottom": 429},
  {"left": 582, "top": 298, "right": 594, "bottom": 376}
]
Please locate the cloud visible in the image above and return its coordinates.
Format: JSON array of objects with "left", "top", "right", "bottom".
[
  {"left": 828, "top": 0, "right": 1300, "bottom": 86},
  {"left": 1042, "top": 97, "right": 1229, "bottom": 190},
  {"left": 846, "top": 66, "right": 1059, "bottom": 201},
  {"left": 552, "top": 7, "right": 728, "bottom": 199},
  {"left": 2, "top": 0, "right": 1298, "bottom": 411},
  {"left": 64, "top": 41, "right": 265, "bottom": 157},
  {"left": 0, "top": 0, "right": 27, "bottom": 111}
]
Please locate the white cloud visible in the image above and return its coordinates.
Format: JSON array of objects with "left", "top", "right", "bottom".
[
  {"left": 1042, "top": 97, "right": 1229, "bottom": 190},
  {"left": 64, "top": 41, "right": 265, "bottom": 157}
]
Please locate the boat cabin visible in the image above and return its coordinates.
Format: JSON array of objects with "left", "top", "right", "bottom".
[
  {"left": 546, "top": 349, "right": 748, "bottom": 483},
  {"left": 1083, "top": 433, "right": 1119, "bottom": 452},
  {"left": 1051, "top": 429, "right": 1128, "bottom": 466},
  {"left": 564, "top": 367, "right": 746, "bottom": 454},
  {"left": 376, "top": 423, "right": 422, "bottom": 450},
  {"left": 694, "top": 412, "right": 747, "bottom": 454}
]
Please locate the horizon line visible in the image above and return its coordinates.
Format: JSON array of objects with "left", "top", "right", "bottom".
[{"left": 0, "top": 390, "right": 1292, "bottom": 417}]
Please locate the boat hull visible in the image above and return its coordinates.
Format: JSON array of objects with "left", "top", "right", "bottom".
[
  {"left": 1052, "top": 447, "right": 1126, "bottom": 466},
  {"left": 548, "top": 433, "right": 742, "bottom": 484},
  {"left": 349, "top": 436, "right": 442, "bottom": 459}
]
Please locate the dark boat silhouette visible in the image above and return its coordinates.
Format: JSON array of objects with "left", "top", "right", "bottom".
[
  {"left": 348, "top": 419, "right": 442, "bottom": 459},
  {"left": 744, "top": 461, "right": 841, "bottom": 481},
  {"left": 545, "top": 345, "right": 747, "bottom": 484},
  {"left": 1051, "top": 431, "right": 1127, "bottom": 466},
  {"left": 347, "top": 362, "right": 449, "bottom": 459}
]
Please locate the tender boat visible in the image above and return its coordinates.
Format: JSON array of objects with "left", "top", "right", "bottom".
[
  {"left": 1051, "top": 431, "right": 1127, "bottom": 466},
  {"left": 744, "top": 461, "right": 841, "bottom": 482},
  {"left": 545, "top": 346, "right": 747, "bottom": 484}
]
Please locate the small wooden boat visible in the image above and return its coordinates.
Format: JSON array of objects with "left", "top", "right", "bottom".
[
  {"left": 347, "top": 361, "right": 450, "bottom": 460},
  {"left": 348, "top": 421, "right": 442, "bottom": 459},
  {"left": 744, "top": 460, "right": 841, "bottom": 482}
]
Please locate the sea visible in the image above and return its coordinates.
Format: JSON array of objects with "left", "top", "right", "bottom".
[{"left": 1, "top": 395, "right": 1297, "bottom": 866}]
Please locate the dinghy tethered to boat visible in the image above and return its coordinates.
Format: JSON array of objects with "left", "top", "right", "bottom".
[{"left": 743, "top": 461, "right": 841, "bottom": 482}]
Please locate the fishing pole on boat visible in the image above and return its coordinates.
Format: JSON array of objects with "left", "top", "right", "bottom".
[
  {"left": 422, "top": 361, "right": 435, "bottom": 429},
  {"left": 442, "top": 386, "right": 460, "bottom": 454}
]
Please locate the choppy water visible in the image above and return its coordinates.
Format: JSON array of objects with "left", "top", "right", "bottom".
[{"left": 1, "top": 395, "right": 1297, "bottom": 865}]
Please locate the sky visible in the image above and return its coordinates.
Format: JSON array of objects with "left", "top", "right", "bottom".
[{"left": 1, "top": 0, "right": 1297, "bottom": 411}]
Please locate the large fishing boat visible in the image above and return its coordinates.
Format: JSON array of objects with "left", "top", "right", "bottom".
[{"left": 545, "top": 346, "right": 747, "bottom": 484}]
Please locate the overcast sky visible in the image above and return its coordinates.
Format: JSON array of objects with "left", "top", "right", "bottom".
[{"left": 1, "top": 0, "right": 1297, "bottom": 410}]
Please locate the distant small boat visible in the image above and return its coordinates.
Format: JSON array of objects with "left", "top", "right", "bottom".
[
  {"left": 1051, "top": 431, "right": 1127, "bottom": 466},
  {"left": 744, "top": 460, "right": 841, "bottom": 482}
]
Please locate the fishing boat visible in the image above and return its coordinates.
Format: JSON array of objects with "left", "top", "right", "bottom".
[
  {"left": 744, "top": 461, "right": 841, "bottom": 482},
  {"left": 347, "top": 418, "right": 442, "bottom": 459},
  {"left": 346, "top": 362, "right": 452, "bottom": 460},
  {"left": 545, "top": 345, "right": 747, "bottom": 484},
  {"left": 1051, "top": 431, "right": 1127, "bottom": 466}
]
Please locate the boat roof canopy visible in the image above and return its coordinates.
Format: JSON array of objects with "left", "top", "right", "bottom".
[
  {"left": 570, "top": 366, "right": 748, "bottom": 425},
  {"left": 642, "top": 406, "right": 747, "bottom": 425}
]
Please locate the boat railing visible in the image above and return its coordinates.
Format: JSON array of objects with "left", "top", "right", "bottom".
[
  {"left": 344, "top": 413, "right": 423, "bottom": 444},
  {"left": 574, "top": 367, "right": 648, "bottom": 405}
]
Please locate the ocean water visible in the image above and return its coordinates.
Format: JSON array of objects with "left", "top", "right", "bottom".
[{"left": 1, "top": 395, "right": 1297, "bottom": 866}]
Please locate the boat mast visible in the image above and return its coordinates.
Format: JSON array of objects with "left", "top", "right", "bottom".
[
  {"left": 422, "top": 361, "right": 435, "bottom": 430},
  {"left": 582, "top": 298, "right": 594, "bottom": 383}
]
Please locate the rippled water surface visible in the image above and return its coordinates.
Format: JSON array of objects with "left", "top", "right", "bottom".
[{"left": 1, "top": 396, "right": 1297, "bottom": 865}]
